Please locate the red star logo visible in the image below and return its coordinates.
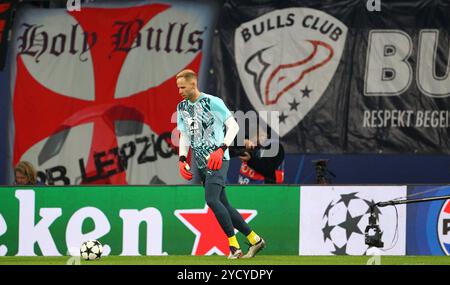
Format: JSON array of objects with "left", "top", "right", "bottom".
[
  {"left": 13, "top": 4, "right": 202, "bottom": 184},
  {"left": 175, "top": 205, "right": 257, "bottom": 256}
]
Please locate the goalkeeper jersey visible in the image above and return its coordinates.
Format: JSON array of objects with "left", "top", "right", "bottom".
[{"left": 177, "top": 92, "right": 231, "bottom": 169}]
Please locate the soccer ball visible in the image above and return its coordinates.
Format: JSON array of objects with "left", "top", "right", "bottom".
[{"left": 80, "top": 240, "right": 103, "bottom": 260}]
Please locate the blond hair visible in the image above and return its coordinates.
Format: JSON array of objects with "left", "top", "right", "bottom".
[
  {"left": 176, "top": 69, "right": 197, "bottom": 81},
  {"left": 15, "top": 161, "right": 37, "bottom": 185}
]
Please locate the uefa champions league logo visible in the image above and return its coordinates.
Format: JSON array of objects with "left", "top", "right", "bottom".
[{"left": 321, "top": 192, "right": 380, "bottom": 255}]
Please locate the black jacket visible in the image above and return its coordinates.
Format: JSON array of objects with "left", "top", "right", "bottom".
[{"left": 231, "top": 140, "right": 285, "bottom": 184}]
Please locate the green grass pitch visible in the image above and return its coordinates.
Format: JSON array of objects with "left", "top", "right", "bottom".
[{"left": 0, "top": 255, "right": 449, "bottom": 265}]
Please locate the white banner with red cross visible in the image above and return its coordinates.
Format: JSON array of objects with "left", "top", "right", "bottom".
[{"left": 11, "top": 1, "right": 216, "bottom": 185}]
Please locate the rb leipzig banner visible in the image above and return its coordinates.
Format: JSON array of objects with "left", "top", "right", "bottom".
[
  {"left": 209, "top": 0, "right": 450, "bottom": 154},
  {"left": 11, "top": 1, "right": 217, "bottom": 185}
]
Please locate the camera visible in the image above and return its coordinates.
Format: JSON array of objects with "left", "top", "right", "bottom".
[
  {"left": 229, "top": 145, "right": 260, "bottom": 157},
  {"left": 364, "top": 224, "right": 384, "bottom": 248},
  {"left": 230, "top": 146, "right": 247, "bottom": 156},
  {"left": 364, "top": 205, "right": 384, "bottom": 248}
]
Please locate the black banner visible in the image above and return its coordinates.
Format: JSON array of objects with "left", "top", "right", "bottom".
[
  {"left": 208, "top": 0, "right": 450, "bottom": 154},
  {"left": 0, "top": 0, "right": 14, "bottom": 71}
]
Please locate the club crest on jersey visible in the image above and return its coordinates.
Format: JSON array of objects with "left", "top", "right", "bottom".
[{"left": 235, "top": 8, "right": 348, "bottom": 136}]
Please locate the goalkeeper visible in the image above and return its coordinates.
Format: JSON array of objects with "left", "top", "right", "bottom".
[{"left": 175, "top": 69, "right": 265, "bottom": 259}]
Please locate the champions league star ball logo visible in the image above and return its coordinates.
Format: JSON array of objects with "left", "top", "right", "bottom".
[{"left": 321, "top": 192, "right": 381, "bottom": 255}]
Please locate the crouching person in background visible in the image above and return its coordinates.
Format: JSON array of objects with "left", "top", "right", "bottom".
[{"left": 237, "top": 131, "right": 285, "bottom": 185}]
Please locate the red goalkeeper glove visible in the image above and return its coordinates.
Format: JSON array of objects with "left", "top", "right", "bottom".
[
  {"left": 179, "top": 156, "right": 192, "bottom": 180},
  {"left": 207, "top": 144, "right": 227, "bottom": 170}
]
